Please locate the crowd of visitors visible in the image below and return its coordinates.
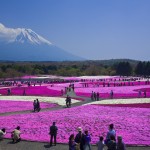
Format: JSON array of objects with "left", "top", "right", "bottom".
[
  {"left": 0, "top": 123, "right": 126, "bottom": 150},
  {"left": 68, "top": 124, "right": 126, "bottom": 150},
  {"left": 0, "top": 126, "right": 21, "bottom": 143},
  {"left": 91, "top": 91, "right": 100, "bottom": 101}
]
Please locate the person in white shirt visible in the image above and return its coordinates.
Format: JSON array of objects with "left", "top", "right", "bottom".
[{"left": 0, "top": 128, "right": 6, "bottom": 140}]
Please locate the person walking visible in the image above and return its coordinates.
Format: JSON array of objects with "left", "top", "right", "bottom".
[{"left": 49, "top": 122, "right": 58, "bottom": 146}]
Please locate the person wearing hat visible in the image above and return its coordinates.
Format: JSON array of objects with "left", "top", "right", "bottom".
[
  {"left": 75, "top": 127, "right": 85, "bottom": 150},
  {"left": 49, "top": 122, "right": 58, "bottom": 146},
  {"left": 116, "top": 136, "right": 126, "bottom": 150}
]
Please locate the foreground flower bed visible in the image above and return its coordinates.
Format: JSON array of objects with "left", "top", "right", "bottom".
[
  {"left": 0, "top": 100, "right": 58, "bottom": 113},
  {"left": 0, "top": 104, "right": 149, "bottom": 145}
]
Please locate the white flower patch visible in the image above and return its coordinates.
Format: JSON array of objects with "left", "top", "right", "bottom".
[
  {"left": 76, "top": 76, "right": 113, "bottom": 80},
  {"left": 84, "top": 98, "right": 150, "bottom": 105},
  {"left": 0, "top": 96, "right": 80, "bottom": 106}
]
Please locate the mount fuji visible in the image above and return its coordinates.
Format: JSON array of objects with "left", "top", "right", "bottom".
[{"left": 0, "top": 23, "right": 83, "bottom": 61}]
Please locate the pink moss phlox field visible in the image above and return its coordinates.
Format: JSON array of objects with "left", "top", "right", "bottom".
[
  {"left": 0, "top": 86, "right": 61, "bottom": 97},
  {"left": 75, "top": 85, "right": 150, "bottom": 98},
  {"left": 0, "top": 100, "right": 58, "bottom": 113},
  {"left": 0, "top": 105, "right": 150, "bottom": 145}
]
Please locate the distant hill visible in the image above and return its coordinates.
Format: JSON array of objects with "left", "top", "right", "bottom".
[{"left": 88, "top": 59, "right": 140, "bottom": 66}]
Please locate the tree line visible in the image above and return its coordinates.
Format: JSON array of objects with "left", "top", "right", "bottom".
[{"left": 0, "top": 60, "right": 149, "bottom": 78}]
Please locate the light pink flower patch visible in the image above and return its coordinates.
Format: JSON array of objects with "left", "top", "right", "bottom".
[{"left": 0, "top": 105, "right": 149, "bottom": 145}]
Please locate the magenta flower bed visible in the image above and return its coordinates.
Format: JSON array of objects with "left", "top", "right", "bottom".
[
  {"left": 0, "top": 100, "right": 58, "bottom": 113},
  {"left": 0, "top": 86, "right": 61, "bottom": 97},
  {"left": 0, "top": 105, "right": 149, "bottom": 145},
  {"left": 75, "top": 85, "right": 150, "bottom": 99}
]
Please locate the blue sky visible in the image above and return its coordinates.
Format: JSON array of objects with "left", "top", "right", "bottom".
[{"left": 0, "top": 0, "right": 150, "bottom": 61}]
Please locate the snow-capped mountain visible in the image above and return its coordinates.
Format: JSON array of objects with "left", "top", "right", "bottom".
[
  {"left": 0, "top": 23, "right": 51, "bottom": 45},
  {"left": 0, "top": 23, "right": 82, "bottom": 61}
]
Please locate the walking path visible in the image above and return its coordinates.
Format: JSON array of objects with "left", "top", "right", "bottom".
[
  {"left": 0, "top": 91, "right": 91, "bottom": 116},
  {"left": 0, "top": 139, "right": 149, "bottom": 150}
]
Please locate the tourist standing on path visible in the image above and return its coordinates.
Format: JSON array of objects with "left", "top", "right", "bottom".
[
  {"left": 7, "top": 88, "right": 11, "bottom": 95},
  {"left": 110, "top": 90, "right": 114, "bottom": 99},
  {"left": 0, "top": 128, "right": 6, "bottom": 140},
  {"left": 107, "top": 135, "right": 116, "bottom": 150},
  {"left": 84, "top": 130, "right": 91, "bottom": 150},
  {"left": 33, "top": 100, "right": 37, "bottom": 112},
  {"left": 91, "top": 91, "right": 94, "bottom": 100},
  {"left": 105, "top": 124, "right": 116, "bottom": 144},
  {"left": 69, "top": 96, "right": 72, "bottom": 107},
  {"left": 94, "top": 92, "right": 97, "bottom": 101},
  {"left": 116, "top": 136, "right": 126, "bottom": 150},
  {"left": 97, "top": 136, "right": 105, "bottom": 150},
  {"left": 75, "top": 127, "right": 85, "bottom": 150},
  {"left": 69, "top": 134, "right": 77, "bottom": 150},
  {"left": 49, "top": 122, "right": 58, "bottom": 146},
  {"left": 66, "top": 95, "right": 70, "bottom": 108},
  {"left": 97, "top": 92, "right": 100, "bottom": 101},
  {"left": 36, "top": 99, "right": 40, "bottom": 112},
  {"left": 144, "top": 90, "right": 146, "bottom": 98}
]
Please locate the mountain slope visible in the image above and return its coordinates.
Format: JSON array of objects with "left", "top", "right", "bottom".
[{"left": 0, "top": 23, "right": 82, "bottom": 61}]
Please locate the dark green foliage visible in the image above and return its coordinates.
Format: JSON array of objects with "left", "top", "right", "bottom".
[
  {"left": 0, "top": 59, "right": 149, "bottom": 78},
  {"left": 135, "top": 61, "right": 150, "bottom": 76},
  {"left": 115, "top": 62, "right": 133, "bottom": 76}
]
